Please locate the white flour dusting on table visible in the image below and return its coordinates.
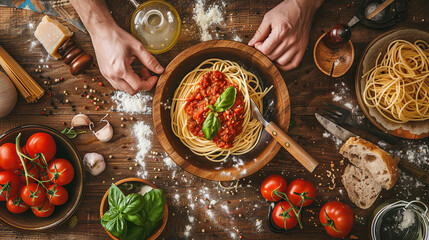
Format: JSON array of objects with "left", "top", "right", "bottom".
[
  {"left": 193, "top": 0, "right": 225, "bottom": 41},
  {"left": 111, "top": 91, "right": 152, "bottom": 115}
]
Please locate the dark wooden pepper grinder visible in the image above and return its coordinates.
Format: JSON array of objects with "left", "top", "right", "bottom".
[
  {"left": 57, "top": 38, "right": 93, "bottom": 75},
  {"left": 323, "top": 24, "right": 351, "bottom": 49}
]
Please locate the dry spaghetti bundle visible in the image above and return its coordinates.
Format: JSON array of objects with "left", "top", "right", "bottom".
[
  {"left": 362, "top": 40, "right": 429, "bottom": 124},
  {"left": 0, "top": 45, "right": 44, "bottom": 103}
]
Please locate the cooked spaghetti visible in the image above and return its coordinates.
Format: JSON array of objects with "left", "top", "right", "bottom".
[
  {"left": 171, "top": 59, "right": 272, "bottom": 162},
  {"left": 362, "top": 40, "right": 429, "bottom": 124}
]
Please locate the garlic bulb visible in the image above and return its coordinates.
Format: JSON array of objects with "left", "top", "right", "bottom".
[
  {"left": 0, "top": 72, "right": 17, "bottom": 118},
  {"left": 83, "top": 152, "right": 106, "bottom": 176}
]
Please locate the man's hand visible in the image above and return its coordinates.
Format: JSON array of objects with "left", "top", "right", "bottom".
[
  {"left": 248, "top": 0, "right": 323, "bottom": 71},
  {"left": 91, "top": 25, "right": 164, "bottom": 95},
  {"left": 70, "top": 0, "right": 163, "bottom": 95}
]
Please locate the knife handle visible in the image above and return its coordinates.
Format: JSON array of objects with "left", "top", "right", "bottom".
[
  {"left": 265, "top": 122, "right": 319, "bottom": 172},
  {"left": 398, "top": 158, "right": 429, "bottom": 186}
]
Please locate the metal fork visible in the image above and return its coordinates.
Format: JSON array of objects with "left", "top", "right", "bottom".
[{"left": 321, "top": 102, "right": 399, "bottom": 145}]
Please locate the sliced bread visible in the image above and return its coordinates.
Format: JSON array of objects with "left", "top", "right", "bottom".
[
  {"left": 341, "top": 164, "right": 382, "bottom": 209},
  {"left": 339, "top": 137, "right": 398, "bottom": 190}
]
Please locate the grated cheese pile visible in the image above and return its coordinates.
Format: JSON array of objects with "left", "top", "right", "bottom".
[
  {"left": 193, "top": 0, "right": 224, "bottom": 41},
  {"left": 133, "top": 121, "right": 153, "bottom": 178},
  {"left": 111, "top": 91, "right": 152, "bottom": 115}
]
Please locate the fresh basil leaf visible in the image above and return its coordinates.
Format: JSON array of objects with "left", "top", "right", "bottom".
[
  {"left": 202, "top": 112, "right": 221, "bottom": 140},
  {"left": 124, "top": 213, "right": 145, "bottom": 226},
  {"left": 61, "top": 127, "right": 86, "bottom": 139},
  {"left": 108, "top": 184, "right": 126, "bottom": 211},
  {"left": 214, "top": 86, "right": 237, "bottom": 112},
  {"left": 124, "top": 224, "right": 145, "bottom": 240},
  {"left": 142, "top": 189, "right": 166, "bottom": 223},
  {"left": 208, "top": 104, "right": 216, "bottom": 112},
  {"left": 123, "top": 193, "right": 145, "bottom": 214},
  {"left": 105, "top": 214, "right": 127, "bottom": 239},
  {"left": 102, "top": 208, "right": 120, "bottom": 222}
]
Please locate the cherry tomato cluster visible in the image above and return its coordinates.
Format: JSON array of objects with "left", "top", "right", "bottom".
[
  {"left": 261, "top": 174, "right": 354, "bottom": 238},
  {"left": 261, "top": 175, "right": 316, "bottom": 230},
  {"left": 0, "top": 132, "right": 74, "bottom": 217}
]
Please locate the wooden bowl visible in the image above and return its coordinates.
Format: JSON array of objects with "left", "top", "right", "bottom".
[
  {"left": 355, "top": 28, "right": 429, "bottom": 139},
  {"left": 314, "top": 33, "right": 354, "bottom": 77},
  {"left": 0, "top": 125, "right": 85, "bottom": 231},
  {"left": 100, "top": 178, "right": 168, "bottom": 240},
  {"left": 153, "top": 40, "right": 290, "bottom": 181}
]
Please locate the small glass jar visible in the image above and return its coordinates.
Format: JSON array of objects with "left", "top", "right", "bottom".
[
  {"left": 130, "top": 0, "right": 181, "bottom": 54},
  {"left": 370, "top": 200, "right": 429, "bottom": 240}
]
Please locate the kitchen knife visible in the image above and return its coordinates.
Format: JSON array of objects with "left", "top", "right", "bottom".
[
  {"left": 250, "top": 99, "right": 319, "bottom": 172},
  {"left": 315, "top": 113, "right": 429, "bottom": 185}
]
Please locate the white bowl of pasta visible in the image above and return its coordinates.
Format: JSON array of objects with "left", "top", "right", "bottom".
[{"left": 153, "top": 40, "right": 291, "bottom": 181}]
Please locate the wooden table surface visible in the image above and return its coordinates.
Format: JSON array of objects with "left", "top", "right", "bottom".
[{"left": 0, "top": 0, "right": 428, "bottom": 239}]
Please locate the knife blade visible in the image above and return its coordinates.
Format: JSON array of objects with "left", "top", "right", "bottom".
[
  {"left": 250, "top": 99, "right": 319, "bottom": 172},
  {"left": 315, "top": 113, "right": 356, "bottom": 142},
  {"left": 315, "top": 113, "right": 429, "bottom": 185}
]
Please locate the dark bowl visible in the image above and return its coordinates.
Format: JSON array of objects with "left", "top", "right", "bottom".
[
  {"left": 0, "top": 125, "right": 85, "bottom": 231},
  {"left": 153, "top": 40, "right": 291, "bottom": 181},
  {"left": 100, "top": 178, "right": 168, "bottom": 240}
]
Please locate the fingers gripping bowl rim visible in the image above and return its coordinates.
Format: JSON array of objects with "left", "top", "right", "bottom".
[
  {"left": 0, "top": 124, "right": 84, "bottom": 231},
  {"left": 153, "top": 40, "right": 291, "bottom": 181}
]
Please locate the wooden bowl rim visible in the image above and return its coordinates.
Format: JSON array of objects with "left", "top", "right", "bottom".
[
  {"left": 153, "top": 39, "right": 290, "bottom": 181},
  {"left": 355, "top": 28, "right": 429, "bottom": 139},
  {"left": 0, "top": 124, "right": 85, "bottom": 231},
  {"left": 313, "top": 32, "right": 355, "bottom": 77},
  {"left": 99, "top": 178, "right": 169, "bottom": 240}
]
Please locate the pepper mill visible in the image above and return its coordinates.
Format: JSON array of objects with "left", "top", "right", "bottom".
[
  {"left": 322, "top": 24, "right": 352, "bottom": 49},
  {"left": 57, "top": 38, "right": 93, "bottom": 75}
]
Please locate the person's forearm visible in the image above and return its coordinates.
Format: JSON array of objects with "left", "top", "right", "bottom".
[
  {"left": 70, "top": 0, "right": 116, "bottom": 35},
  {"left": 295, "top": 0, "right": 324, "bottom": 13}
]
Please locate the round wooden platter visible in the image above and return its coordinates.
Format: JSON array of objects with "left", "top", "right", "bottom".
[
  {"left": 153, "top": 40, "right": 290, "bottom": 181},
  {"left": 313, "top": 33, "right": 354, "bottom": 78},
  {"left": 355, "top": 28, "right": 429, "bottom": 139}
]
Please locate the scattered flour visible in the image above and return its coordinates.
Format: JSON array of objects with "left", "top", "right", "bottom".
[
  {"left": 111, "top": 91, "right": 152, "bottom": 115},
  {"left": 193, "top": 0, "right": 224, "bottom": 41},
  {"left": 133, "top": 121, "right": 153, "bottom": 178},
  {"left": 322, "top": 131, "right": 343, "bottom": 149},
  {"left": 255, "top": 219, "right": 263, "bottom": 232},
  {"left": 233, "top": 35, "right": 243, "bottom": 42}
]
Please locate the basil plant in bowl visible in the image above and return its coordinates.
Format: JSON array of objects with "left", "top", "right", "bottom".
[{"left": 100, "top": 179, "right": 167, "bottom": 240}]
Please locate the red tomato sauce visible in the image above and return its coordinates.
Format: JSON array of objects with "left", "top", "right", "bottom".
[{"left": 185, "top": 71, "right": 245, "bottom": 149}]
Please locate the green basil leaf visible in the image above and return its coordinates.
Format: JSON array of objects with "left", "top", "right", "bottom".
[
  {"left": 124, "top": 225, "right": 146, "bottom": 240},
  {"left": 202, "top": 112, "right": 221, "bottom": 140},
  {"left": 142, "top": 189, "right": 166, "bottom": 223},
  {"left": 102, "top": 208, "right": 120, "bottom": 222},
  {"left": 214, "top": 86, "right": 237, "bottom": 112},
  {"left": 123, "top": 213, "right": 145, "bottom": 226},
  {"left": 60, "top": 127, "right": 86, "bottom": 139},
  {"left": 105, "top": 214, "right": 127, "bottom": 239},
  {"left": 123, "top": 193, "right": 145, "bottom": 214},
  {"left": 108, "top": 184, "right": 126, "bottom": 211},
  {"left": 208, "top": 104, "right": 216, "bottom": 112}
]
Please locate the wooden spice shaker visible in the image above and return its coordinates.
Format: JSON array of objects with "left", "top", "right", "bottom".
[
  {"left": 323, "top": 24, "right": 351, "bottom": 49},
  {"left": 57, "top": 38, "right": 93, "bottom": 75}
]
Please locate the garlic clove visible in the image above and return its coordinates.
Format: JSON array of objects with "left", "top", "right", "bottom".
[
  {"left": 83, "top": 152, "right": 106, "bottom": 176},
  {"left": 71, "top": 113, "right": 92, "bottom": 128},
  {"left": 94, "top": 121, "right": 113, "bottom": 142}
]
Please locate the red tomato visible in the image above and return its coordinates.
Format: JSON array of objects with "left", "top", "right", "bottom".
[
  {"left": 272, "top": 201, "right": 299, "bottom": 229},
  {"left": 0, "top": 143, "right": 25, "bottom": 171},
  {"left": 286, "top": 179, "right": 317, "bottom": 207},
  {"left": 26, "top": 133, "right": 56, "bottom": 162},
  {"left": 261, "top": 175, "right": 287, "bottom": 202},
  {"left": 47, "top": 184, "right": 68, "bottom": 205},
  {"left": 6, "top": 195, "right": 29, "bottom": 213},
  {"left": 31, "top": 199, "right": 55, "bottom": 218},
  {"left": 319, "top": 201, "right": 354, "bottom": 238},
  {"left": 20, "top": 183, "right": 46, "bottom": 206},
  {"left": 47, "top": 158, "right": 74, "bottom": 185},
  {"left": 14, "top": 163, "right": 40, "bottom": 184},
  {"left": 33, "top": 157, "right": 48, "bottom": 173},
  {"left": 0, "top": 171, "right": 21, "bottom": 201}
]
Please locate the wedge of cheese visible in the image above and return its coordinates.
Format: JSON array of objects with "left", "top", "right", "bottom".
[{"left": 34, "top": 16, "right": 73, "bottom": 59}]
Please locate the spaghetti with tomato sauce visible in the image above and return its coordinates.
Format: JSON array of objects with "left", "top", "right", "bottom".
[{"left": 185, "top": 71, "right": 244, "bottom": 148}]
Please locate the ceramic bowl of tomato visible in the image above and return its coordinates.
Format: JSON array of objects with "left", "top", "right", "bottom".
[
  {"left": 0, "top": 125, "right": 84, "bottom": 231},
  {"left": 100, "top": 178, "right": 168, "bottom": 240}
]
